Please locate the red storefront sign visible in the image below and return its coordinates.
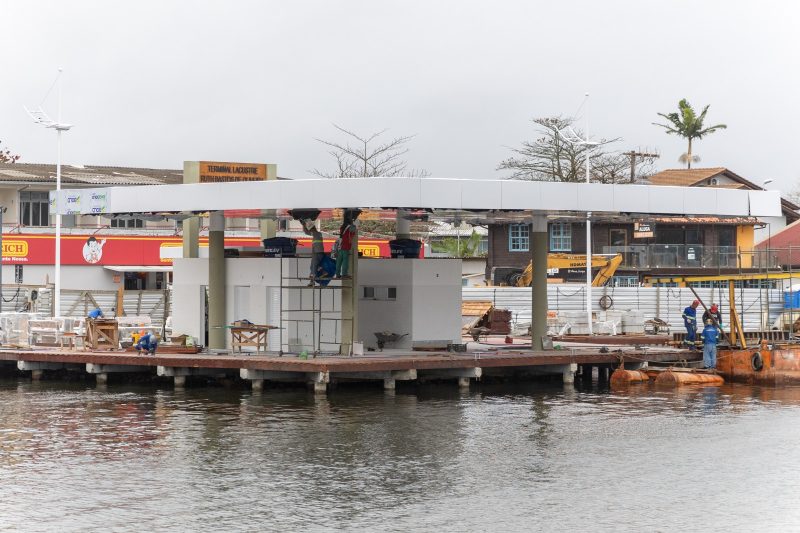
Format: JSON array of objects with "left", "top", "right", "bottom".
[{"left": 1, "top": 234, "right": 395, "bottom": 265}]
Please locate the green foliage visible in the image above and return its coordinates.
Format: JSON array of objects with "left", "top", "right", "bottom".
[
  {"left": 654, "top": 99, "right": 727, "bottom": 168},
  {"left": 431, "top": 230, "right": 484, "bottom": 258}
]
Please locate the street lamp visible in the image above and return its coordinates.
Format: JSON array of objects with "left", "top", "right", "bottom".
[
  {"left": 762, "top": 179, "right": 774, "bottom": 188},
  {"left": 25, "top": 68, "right": 73, "bottom": 317},
  {"left": 557, "top": 93, "right": 599, "bottom": 334}
]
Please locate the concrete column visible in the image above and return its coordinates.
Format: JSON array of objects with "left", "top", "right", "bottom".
[
  {"left": 313, "top": 381, "right": 327, "bottom": 394},
  {"left": 563, "top": 363, "right": 577, "bottom": 384},
  {"left": 182, "top": 161, "right": 200, "bottom": 258},
  {"left": 340, "top": 216, "right": 359, "bottom": 355},
  {"left": 251, "top": 379, "right": 264, "bottom": 391},
  {"left": 96, "top": 373, "right": 108, "bottom": 385},
  {"left": 531, "top": 214, "right": 549, "bottom": 350},
  {"left": 259, "top": 166, "right": 278, "bottom": 240},
  {"left": 396, "top": 210, "right": 411, "bottom": 239},
  {"left": 208, "top": 211, "right": 226, "bottom": 349},
  {"left": 31, "top": 369, "right": 44, "bottom": 381},
  {"left": 384, "top": 378, "right": 396, "bottom": 390},
  {"left": 174, "top": 375, "right": 186, "bottom": 388},
  {"left": 458, "top": 377, "right": 471, "bottom": 389}
]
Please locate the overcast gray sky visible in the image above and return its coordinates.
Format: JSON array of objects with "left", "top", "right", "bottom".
[{"left": 2, "top": 1, "right": 799, "bottom": 193}]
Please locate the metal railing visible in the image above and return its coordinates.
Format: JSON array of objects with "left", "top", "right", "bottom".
[{"left": 602, "top": 245, "right": 779, "bottom": 270}]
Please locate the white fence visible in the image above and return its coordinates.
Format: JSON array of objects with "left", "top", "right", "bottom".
[{"left": 463, "top": 286, "right": 784, "bottom": 332}]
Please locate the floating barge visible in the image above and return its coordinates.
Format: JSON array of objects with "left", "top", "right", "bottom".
[{"left": 0, "top": 346, "right": 699, "bottom": 393}]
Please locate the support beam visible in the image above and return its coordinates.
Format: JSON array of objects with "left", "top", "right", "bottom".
[
  {"left": 332, "top": 369, "right": 417, "bottom": 381},
  {"left": 208, "top": 211, "right": 226, "bottom": 349},
  {"left": 420, "top": 367, "right": 482, "bottom": 379},
  {"left": 86, "top": 363, "right": 151, "bottom": 374},
  {"left": 340, "top": 214, "right": 358, "bottom": 355},
  {"left": 174, "top": 375, "right": 186, "bottom": 388},
  {"left": 157, "top": 366, "right": 226, "bottom": 378},
  {"left": 531, "top": 215, "right": 549, "bottom": 350},
  {"left": 17, "top": 361, "right": 82, "bottom": 372},
  {"left": 181, "top": 161, "right": 200, "bottom": 258},
  {"left": 251, "top": 379, "right": 264, "bottom": 391},
  {"left": 396, "top": 209, "right": 411, "bottom": 239},
  {"left": 259, "top": 165, "right": 279, "bottom": 240},
  {"left": 563, "top": 363, "right": 577, "bottom": 384},
  {"left": 384, "top": 378, "right": 396, "bottom": 390}
]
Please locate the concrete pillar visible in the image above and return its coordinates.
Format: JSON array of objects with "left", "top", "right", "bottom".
[
  {"left": 458, "top": 377, "right": 471, "bottom": 389},
  {"left": 396, "top": 210, "right": 411, "bottom": 239},
  {"left": 251, "top": 379, "right": 264, "bottom": 391},
  {"left": 96, "top": 373, "right": 108, "bottom": 385},
  {"left": 31, "top": 369, "right": 43, "bottom": 381},
  {"left": 259, "top": 166, "right": 278, "bottom": 240},
  {"left": 208, "top": 211, "right": 226, "bottom": 349},
  {"left": 384, "top": 378, "right": 396, "bottom": 390},
  {"left": 563, "top": 363, "right": 577, "bottom": 384},
  {"left": 174, "top": 375, "right": 186, "bottom": 388},
  {"left": 313, "top": 381, "right": 327, "bottom": 394},
  {"left": 340, "top": 214, "right": 359, "bottom": 355},
  {"left": 182, "top": 161, "right": 200, "bottom": 258},
  {"left": 531, "top": 214, "right": 549, "bottom": 350}
]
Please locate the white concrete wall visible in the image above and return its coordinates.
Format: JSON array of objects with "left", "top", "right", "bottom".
[
  {"left": 358, "top": 259, "right": 462, "bottom": 350},
  {"left": 411, "top": 260, "right": 462, "bottom": 345},
  {"left": 358, "top": 259, "right": 414, "bottom": 349},
  {"left": 1, "top": 264, "right": 118, "bottom": 290}
]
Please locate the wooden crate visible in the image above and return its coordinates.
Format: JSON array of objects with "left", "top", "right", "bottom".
[{"left": 85, "top": 319, "right": 119, "bottom": 350}]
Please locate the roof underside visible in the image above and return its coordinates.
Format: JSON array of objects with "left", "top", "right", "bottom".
[{"left": 53, "top": 177, "right": 782, "bottom": 225}]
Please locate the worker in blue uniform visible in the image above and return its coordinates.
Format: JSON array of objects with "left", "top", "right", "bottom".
[
  {"left": 701, "top": 319, "right": 719, "bottom": 369},
  {"left": 682, "top": 300, "right": 700, "bottom": 347},
  {"left": 135, "top": 331, "right": 158, "bottom": 355}
]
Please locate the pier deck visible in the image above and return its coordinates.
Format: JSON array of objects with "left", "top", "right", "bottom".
[{"left": 0, "top": 345, "right": 700, "bottom": 391}]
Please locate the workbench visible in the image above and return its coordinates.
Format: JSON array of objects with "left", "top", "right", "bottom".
[{"left": 229, "top": 325, "right": 278, "bottom": 353}]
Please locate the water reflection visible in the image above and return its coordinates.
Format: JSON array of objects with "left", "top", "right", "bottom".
[{"left": 2, "top": 379, "right": 800, "bottom": 531}]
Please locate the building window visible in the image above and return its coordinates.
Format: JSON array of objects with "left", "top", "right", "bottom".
[
  {"left": 550, "top": 222, "right": 572, "bottom": 252},
  {"left": 19, "top": 191, "right": 50, "bottom": 227},
  {"left": 508, "top": 224, "right": 530, "bottom": 252},
  {"left": 110, "top": 218, "right": 144, "bottom": 229},
  {"left": 361, "top": 286, "right": 397, "bottom": 301}
]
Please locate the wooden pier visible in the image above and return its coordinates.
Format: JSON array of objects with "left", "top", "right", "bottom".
[{"left": 0, "top": 345, "right": 701, "bottom": 392}]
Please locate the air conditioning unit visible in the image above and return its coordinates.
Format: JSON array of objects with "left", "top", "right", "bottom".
[{"left": 709, "top": 177, "right": 719, "bottom": 186}]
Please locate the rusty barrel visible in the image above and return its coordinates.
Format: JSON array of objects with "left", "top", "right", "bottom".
[
  {"left": 610, "top": 368, "right": 650, "bottom": 387},
  {"left": 654, "top": 369, "right": 724, "bottom": 386}
]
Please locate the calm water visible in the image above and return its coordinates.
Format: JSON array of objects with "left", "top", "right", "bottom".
[{"left": 1, "top": 377, "right": 799, "bottom": 533}]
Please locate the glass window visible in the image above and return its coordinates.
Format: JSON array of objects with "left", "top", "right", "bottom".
[
  {"left": 508, "top": 224, "right": 530, "bottom": 252},
  {"left": 19, "top": 191, "right": 50, "bottom": 227},
  {"left": 110, "top": 218, "right": 144, "bottom": 229},
  {"left": 549, "top": 222, "right": 572, "bottom": 252}
]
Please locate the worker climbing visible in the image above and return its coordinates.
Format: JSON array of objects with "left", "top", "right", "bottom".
[{"left": 682, "top": 300, "right": 700, "bottom": 348}]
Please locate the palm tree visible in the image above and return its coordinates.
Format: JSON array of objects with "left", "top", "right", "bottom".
[{"left": 653, "top": 99, "right": 727, "bottom": 169}]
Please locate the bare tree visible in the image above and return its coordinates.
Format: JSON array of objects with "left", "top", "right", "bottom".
[
  {"left": 0, "top": 141, "right": 20, "bottom": 164},
  {"left": 312, "top": 124, "right": 428, "bottom": 178},
  {"left": 498, "top": 117, "right": 655, "bottom": 183}
]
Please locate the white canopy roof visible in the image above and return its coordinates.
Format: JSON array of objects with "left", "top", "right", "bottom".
[{"left": 54, "top": 177, "right": 782, "bottom": 220}]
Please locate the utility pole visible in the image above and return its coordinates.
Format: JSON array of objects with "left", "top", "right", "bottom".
[{"left": 624, "top": 149, "right": 660, "bottom": 183}]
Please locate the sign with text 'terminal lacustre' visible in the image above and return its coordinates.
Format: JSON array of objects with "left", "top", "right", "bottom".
[{"left": 198, "top": 161, "right": 267, "bottom": 183}]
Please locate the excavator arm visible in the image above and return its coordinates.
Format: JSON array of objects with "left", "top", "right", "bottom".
[{"left": 513, "top": 253, "right": 623, "bottom": 287}]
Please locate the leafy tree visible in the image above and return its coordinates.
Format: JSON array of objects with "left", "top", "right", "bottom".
[
  {"left": 498, "top": 117, "right": 655, "bottom": 183},
  {"left": 653, "top": 99, "right": 727, "bottom": 169},
  {"left": 0, "top": 141, "right": 20, "bottom": 164},
  {"left": 312, "top": 124, "right": 428, "bottom": 178},
  {"left": 431, "top": 230, "right": 484, "bottom": 258}
]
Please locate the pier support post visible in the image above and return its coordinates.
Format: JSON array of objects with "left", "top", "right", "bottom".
[
  {"left": 31, "top": 369, "right": 43, "bottom": 381},
  {"left": 181, "top": 161, "right": 200, "bottom": 258},
  {"left": 96, "top": 373, "right": 108, "bottom": 385},
  {"left": 208, "top": 210, "right": 226, "bottom": 350},
  {"left": 384, "top": 378, "right": 396, "bottom": 390},
  {"left": 313, "top": 381, "right": 327, "bottom": 394},
  {"left": 563, "top": 363, "right": 577, "bottom": 384},
  {"left": 174, "top": 376, "right": 186, "bottom": 388},
  {"left": 340, "top": 211, "right": 359, "bottom": 356},
  {"left": 458, "top": 377, "right": 471, "bottom": 389},
  {"left": 531, "top": 214, "right": 549, "bottom": 350},
  {"left": 251, "top": 379, "right": 264, "bottom": 391},
  {"left": 396, "top": 210, "right": 411, "bottom": 239}
]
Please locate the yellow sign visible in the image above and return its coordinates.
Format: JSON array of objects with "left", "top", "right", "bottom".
[
  {"left": 199, "top": 162, "right": 267, "bottom": 183},
  {"left": 3, "top": 240, "right": 28, "bottom": 257},
  {"left": 359, "top": 244, "right": 380, "bottom": 257}
]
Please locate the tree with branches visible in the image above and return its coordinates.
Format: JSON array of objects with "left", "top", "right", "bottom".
[
  {"left": 653, "top": 99, "right": 727, "bottom": 169},
  {"left": 498, "top": 117, "right": 655, "bottom": 183},
  {"left": 0, "top": 141, "right": 20, "bottom": 164},
  {"left": 311, "top": 124, "right": 428, "bottom": 178}
]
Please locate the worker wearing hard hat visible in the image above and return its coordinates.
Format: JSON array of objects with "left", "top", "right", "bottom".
[
  {"left": 703, "top": 304, "right": 723, "bottom": 332},
  {"left": 682, "top": 300, "right": 700, "bottom": 347},
  {"left": 701, "top": 319, "right": 719, "bottom": 369}
]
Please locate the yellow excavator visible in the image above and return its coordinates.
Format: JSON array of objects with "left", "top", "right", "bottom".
[{"left": 508, "top": 253, "right": 624, "bottom": 287}]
